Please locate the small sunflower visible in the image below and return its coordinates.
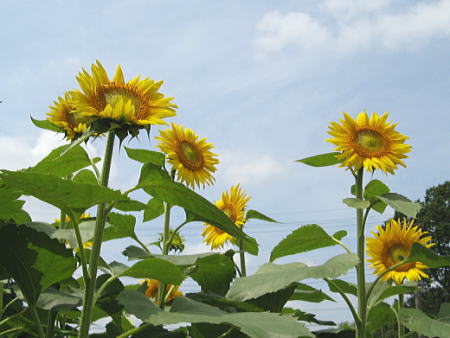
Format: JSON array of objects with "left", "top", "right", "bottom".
[
  {"left": 143, "top": 279, "right": 183, "bottom": 303},
  {"left": 367, "top": 218, "right": 435, "bottom": 285},
  {"left": 71, "top": 60, "right": 177, "bottom": 128},
  {"left": 327, "top": 111, "right": 411, "bottom": 174},
  {"left": 156, "top": 123, "right": 219, "bottom": 189},
  {"left": 202, "top": 184, "right": 251, "bottom": 249},
  {"left": 47, "top": 93, "right": 91, "bottom": 139}
]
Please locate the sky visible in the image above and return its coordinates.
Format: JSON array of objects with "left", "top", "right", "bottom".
[{"left": 1, "top": 0, "right": 450, "bottom": 330}]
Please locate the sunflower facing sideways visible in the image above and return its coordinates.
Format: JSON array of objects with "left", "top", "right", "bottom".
[
  {"left": 47, "top": 93, "right": 91, "bottom": 140},
  {"left": 327, "top": 111, "right": 411, "bottom": 174},
  {"left": 71, "top": 60, "right": 177, "bottom": 130},
  {"left": 202, "top": 184, "right": 251, "bottom": 249},
  {"left": 142, "top": 279, "right": 183, "bottom": 304},
  {"left": 156, "top": 123, "right": 219, "bottom": 189},
  {"left": 367, "top": 218, "right": 435, "bottom": 285}
]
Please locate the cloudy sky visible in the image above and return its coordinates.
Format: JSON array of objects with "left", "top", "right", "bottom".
[{"left": 1, "top": 0, "right": 450, "bottom": 329}]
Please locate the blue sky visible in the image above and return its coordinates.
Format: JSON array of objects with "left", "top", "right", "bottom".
[{"left": 1, "top": 0, "right": 450, "bottom": 329}]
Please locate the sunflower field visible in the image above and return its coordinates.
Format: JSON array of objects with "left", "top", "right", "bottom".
[{"left": 1, "top": 61, "right": 450, "bottom": 338}]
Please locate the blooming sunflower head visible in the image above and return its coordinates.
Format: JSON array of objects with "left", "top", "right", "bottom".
[
  {"left": 327, "top": 111, "right": 411, "bottom": 174},
  {"left": 202, "top": 184, "right": 251, "bottom": 249},
  {"left": 156, "top": 123, "right": 219, "bottom": 189},
  {"left": 47, "top": 93, "right": 91, "bottom": 140},
  {"left": 367, "top": 218, "right": 435, "bottom": 285},
  {"left": 142, "top": 278, "right": 183, "bottom": 303},
  {"left": 71, "top": 60, "right": 177, "bottom": 137}
]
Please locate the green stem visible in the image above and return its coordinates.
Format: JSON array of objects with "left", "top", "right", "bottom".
[
  {"left": 93, "top": 274, "right": 120, "bottom": 305},
  {"left": 366, "top": 260, "right": 408, "bottom": 302},
  {"left": 46, "top": 310, "right": 57, "bottom": 338},
  {"left": 31, "top": 305, "right": 45, "bottom": 338},
  {"left": 166, "top": 221, "right": 188, "bottom": 248},
  {"left": 157, "top": 202, "right": 172, "bottom": 308},
  {"left": 116, "top": 323, "right": 152, "bottom": 338},
  {"left": 324, "top": 278, "right": 361, "bottom": 328},
  {"left": 88, "top": 157, "right": 101, "bottom": 183},
  {"left": 239, "top": 239, "right": 247, "bottom": 277},
  {"left": 78, "top": 131, "right": 115, "bottom": 338},
  {"left": 0, "top": 309, "right": 26, "bottom": 326},
  {"left": 133, "top": 235, "right": 151, "bottom": 254},
  {"left": 355, "top": 167, "right": 367, "bottom": 338},
  {"left": 69, "top": 212, "right": 90, "bottom": 284},
  {"left": 398, "top": 293, "right": 405, "bottom": 337},
  {"left": 0, "top": 327, "right": 25, "bottom": 336},
  {"left": 332, "top": 236, "right": 352, "bottom": 254},
  {"left": 59, "top": 210, "right": 66, "bottom": 229}
]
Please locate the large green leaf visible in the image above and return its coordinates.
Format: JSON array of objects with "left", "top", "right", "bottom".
[
  {"left": 0, "top": 171, "right": 122, "bottom": 214},
  {"left": 124, "top": 147, "right": 165, "bottom": 166},
  {"left": 370, "top": 283, "right": 418, "bottom": 306},
  {"left": 0, "top": 224, "right": 77, "bottom": 305},
  {"left": 103, "top": 213, "right": 136, "bottom": 242},
  {"left": 51, "top": 220, "right": 98, "bottom": 248},
  {"left": 0, "top": 186, "right": 27, "bottom": 222},
  {"left": 364, "top": 179, "right": 389, "bottom": 213},
  {"left": 143, "top": 198, "right": 165, "bottom": 222},
  {"left": 290, "top": 283, "right": 335, "bottom": 303},
  {"left": 155, "top": 253, "right": 215, "bottom": 266},
  {"left": 137, "top": 164, "right": 258, "bottom": 255},
  {"left": 246, "top": 210, "right": 277, "bottom": 223},
  {"left": 72, "top": 169, "right": 98, "bottom": 185},
  {"left": 296, "top": 152, "right": 341, "bottom": 167},
  {"left": 118, "top": 292, "right": 313, "bottom": 338},
  {"left": 366, "top": 302, "right": 396, "bottom": 334},
  {"left": 282, "top": 308, "right": 335, "bottom": 326},
  {"left": 226, "top": 253, "right": 358, "bottom": 301},
  {"left": 342, "top": 198, "right": 370, "bottom": 209},
  {"left": 398, "top": 308, "right": 450, "bottom": 337},
  {"left": 121, "top": 257, "right": 184, "bottom": 285},
  {"left": 189, "top": 254, "right": 236, "bottom": 296},
  {"left": 270, "top": 224, "right": 347, "bottom": 262},
  {"left": 28, "top": 145, "right": 92, "bottom": 178},
  {"left": 114, "top": 199, "right": 148, "bottom": 212},
  {"left": 325, "top": 279, "right": 357, "bottom": 296},
  {"left": 36, "top": 287, "right": 82, "bottom": 310},
  {"left": 377, "top": 193, "right": 421, "bottom": 218},
  {"left": 407, "top": 243, "right": 450, "bottom": 268}
]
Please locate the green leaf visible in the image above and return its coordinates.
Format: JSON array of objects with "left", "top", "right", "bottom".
[
  {"left": 121, "top": 257, "right": 184, "bottom": 285},
  {"left": 29, "top": 145, "right": 92, "bottom": 178},
  {"left": 0, "top": 224, "right": 77, "bottom": 305},
  {"left": 143, "top": 198, "right": 165, "bottom": 222},
  {"left": 372, "top": 284, "right": 418, "bottom": 305},
  {"left": 0, "top": 186, "right": 26, "bottom": 222},
  {"left": 51, "top": 220, "right": 98, "bottom": 248},
  {"left": 366, "top": 302, "right": 396, "bottom": 334},
  {"left": 30, "top": 116, "right": 62, "bottom": 132},
  {"left": 246, "top": 210, "right": 277, "bottom": 223},
  {"left": 325, "top": 279, "right": 357, "bottom": 296},
  {"left": 36, "top": 287, "right": 82, "bottom": 310},
  {"left": 119, "top": 293, "right": 313, "bottom": 338},
  {"left": 398, "top": 308, "right": 450, "bottom": 337},
  {"left": 437, "top": 303, "right": 450, "bottom": 323},
  {"left": 103, "top": 213, "right": 136, "bottom": 242},
  {"left": 364, "top": 179, "right": 389, "bottom": 213},
  {"left": 270, "top": 224, "right": 347, "bottom": 262},
  {"left": 72, "top": 169, "right": 98, "bottom": 185},
  {"left": 407, "top": 243, "right": 450, "bottom": 268},
  {"left": 138, "top": 164, "right": 258, "bottom": 255},
  {"left": 296, "top": 152, "right": 341, "bottom": 167},
  {"left": 226, "top": 253, "right": 358, "bottom": 301},
  {"left": 114, "top": 199, "right": 148, "bottom": 212},
  {"left": 155, "top": 253, "right": 215, "bottom": 266},
  {"left": 290, "top": 283, "right": 335, "bottom": 303},
  {"left": 249, "top": 285, "right": 297, "bottom": 312},
  {"left": 0, "top": 171, "right": 122, "bottom": 214},
  {"left": 342, "top": 198, "right": 370, "bottom": 209},
  {"left": 122, "top": 245, "right": 151, "bottom": 260},
  {"left": 377, "top": 193, "right": 421, "bottom": 218},
  {"left": 124, "top": 147, "right": 165, "bottom": 166},
  {"left": 189, "top": 254, "right": 236, "bottom": 296},
  {"left": 282, "top": 308, "right": 336, "bottom": 326}
]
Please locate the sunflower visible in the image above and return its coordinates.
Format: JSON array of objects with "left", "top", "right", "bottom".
[
  {"left": 202, "top": 184, "right": 251, "bottom": 249},
  {"left": 327, "top": 111, "right": 411, "bottom": 174},
  {"left": 71, "top": 60, "right": 177, "bottom": 127},
  {"left": 156, "top": 123, "right": 219, "bottom": 188},
  {"left": 367, "top": 218, "right": 435, "bottom": 285},
  {"left": 47, "top": 93, "right": 91, "bottom": 139},
  {"left": 143, "top": 279, "right": 183, "bottom": 303}
]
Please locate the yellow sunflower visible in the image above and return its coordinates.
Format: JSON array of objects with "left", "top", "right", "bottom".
[
  {"left": 327, "top": 111, "right": 411, "bottom": 174},
  {"left": 71, "top": 60, "right": 177, "bottom": 126},
  {"left": 202, "top": 184, "right": 251, "bottom": 249},
  {"left": 143, "top": 279, "right": 183, "bottom": 303},
  {"left": 367, "top": 218, "right": 435, "bottom": 285},
  {"left": 47, "top": 93, "right": 91, "bottom": 139},
  {"left": 156, "top": 123, "right": 219, "bottom": 189}
]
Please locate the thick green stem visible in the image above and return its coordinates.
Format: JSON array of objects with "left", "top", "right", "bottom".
[
  {"left": 239, "top": 240, "right": 247, "bottom": 277},
  {"left": 70, "top": 213, "right": 90, "bottom": 284},
  {"left": 31, "top": 305, "right": 45, "bottom": 338},
  {"left": 355, "top": 168, "right": 367, "bottom": 338},
  {"left": 46, "top": 310, "right": 57, "bottom": 338},
  {"left": 398, "top": 294, "right": 405, "bottom": 337},
  {"left": 157, "top": 202, "right": 172, "bottom": 308},
  {"left": 78, "top": 132, "right": 115, "bottom": 338}
]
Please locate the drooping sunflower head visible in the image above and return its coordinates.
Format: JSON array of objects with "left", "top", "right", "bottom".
[
  {"left": 142, "top": 279, "right": 183, "bottom": 303},
  {"left": 158, "top": 228, "right": 185, "bottom": 253},
  {"left": 327, "top": 111, "right": 411, "bottom": 174},
  {"left": 367, "top": 218, "right": 435, "bottom": 285},
  {"left": 71, "top": 60, "right": 177, "bottom": 134},
  {"left": 202, "top": 184, "right": 251, "bottom": 249},
  {"left": 156, "top": 123, "right": 219, "bottom": 189},
  {"left": 47, "top": 93, "right": 91, "bottom": 139}
]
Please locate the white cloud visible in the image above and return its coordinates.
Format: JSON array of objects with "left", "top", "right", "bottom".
[
  {"left": 255, "top": 0, "right": 450, "bottom": 55},
  {"left": 217, "top": 151, "right": 286, "bottom": 186}
]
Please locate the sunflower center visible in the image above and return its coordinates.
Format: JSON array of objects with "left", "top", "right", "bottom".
[
  {"left": 97, "top": 85, "right": 143, "bottom": 113},
  {"left": 222, "top": 205, "right": 237, "bottom": 223},
  {"left": 354, "top": 129, "right": 385, "bottom": 155},
  {"left": 178, "top": 141, "right": 204, "bottom": 170},
  {"left": 386, "top": 243, "right": 415, "bottom": 271}
]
